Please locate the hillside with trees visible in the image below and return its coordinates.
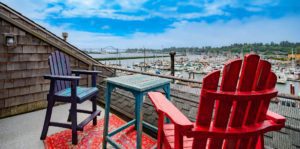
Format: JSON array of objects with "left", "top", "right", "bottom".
[{"left": 125, "top": 41, "right": 300, "bottom": 55}]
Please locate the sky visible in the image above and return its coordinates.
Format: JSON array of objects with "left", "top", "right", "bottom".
[{"left": 1, "top": 0, "right": 300, "bottom": 49}]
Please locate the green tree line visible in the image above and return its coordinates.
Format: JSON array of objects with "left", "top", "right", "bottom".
[{"left": 125, "top": 41, "right": 300, "bottom": 55}]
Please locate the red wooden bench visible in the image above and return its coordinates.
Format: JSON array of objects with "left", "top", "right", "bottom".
[{"left": 148, "top": 54, "right": 285, "bottom": 149}]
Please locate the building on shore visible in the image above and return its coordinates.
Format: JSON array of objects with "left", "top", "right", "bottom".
[{"left": 288, "top": 53, "right": 300, "bottom": 65}]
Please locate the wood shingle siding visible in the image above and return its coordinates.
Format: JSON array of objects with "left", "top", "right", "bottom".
[{"left": 0, "top": 3, "right": 105, "bottom": 118}]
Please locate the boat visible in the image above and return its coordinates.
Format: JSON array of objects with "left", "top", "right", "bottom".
[
  {"left": 287, "top": 73, "right": 298, "bottom": 81},
  {"left": 202, "top": 66, "right": 213, "bottom": 74},
  {"left": 146, "top": 69, "right": 161, "bottom": 74},
  {"left": 276, "top": 72, "right": 287, "bottom": 84},
  {"left": 174, "top": 64, "right": 185, "bottom": 71}
]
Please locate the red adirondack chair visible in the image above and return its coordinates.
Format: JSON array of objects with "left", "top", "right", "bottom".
[{"left": 148, "top": 54, "right": 285, "bottom": 149}]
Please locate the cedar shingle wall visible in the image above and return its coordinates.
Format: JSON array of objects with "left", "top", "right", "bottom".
[{"left": 0, "top": 18, "right": 89, "bottom": 118}]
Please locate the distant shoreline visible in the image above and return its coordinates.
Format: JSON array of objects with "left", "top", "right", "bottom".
[{"left": 94, "top": 55, "right": 175, "bottom": 61}]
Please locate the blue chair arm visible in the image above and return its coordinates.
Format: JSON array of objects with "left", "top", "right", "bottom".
[
  {"left": 72, "top": 70, "right": 102, "bottom": 75},
  {"left": 72, "top": 70, "right": 101, "bottom": 87},
  {"left": 44, "top": 75, "right": 81, "bottom": 81}
]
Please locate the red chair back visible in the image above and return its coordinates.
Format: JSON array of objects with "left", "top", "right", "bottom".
[{"left": 194, "top": 54, "right": 277, "bottom": 148}]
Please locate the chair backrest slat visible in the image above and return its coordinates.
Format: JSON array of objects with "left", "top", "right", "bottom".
[
  {"left": 225, "top": 55, "right": 260, "bottom": 148},
  {"left": 48, "top": 51, "right": 71, "bottom": 92},
  {"left": 258, "top": 72, "right": 277, "bottom": 122},
  {"left": 241, "top": 60, "right": 273, "bottom": 148},
  {"left": 246, "top": 60, "right": 271, "bottom": 125},
  {"left": 55, "top": 51, "right": 64, "bottom": 91},
  {"left": 58, "top": 51, "right": 67, "bottom": 89},
  {"left": 209, "top": 59, "right": 242, "bottom": 148},
  {"left": 193, "top": 70, "right": 220, "bottom": 147},
  {"left": 64, "top": 53, "right": 71, "bottom": 87}
]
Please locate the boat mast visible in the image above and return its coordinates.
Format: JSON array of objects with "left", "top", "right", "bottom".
[
  {"left": 292, "top": 48, "right": 295, "bottom": 68},
  {"left": 144, "top": 47, "right": 146, "bottom": 72},
  {"left": 117, "top": 48, "right": 121, "bottom": 66}
]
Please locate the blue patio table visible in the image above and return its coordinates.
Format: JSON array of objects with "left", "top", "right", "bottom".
[{"left": 102, "top": 74, "right": 171, "bottom": 149}]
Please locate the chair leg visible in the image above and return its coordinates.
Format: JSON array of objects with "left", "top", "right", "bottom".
[
  {"left": 67, "top": 106, "right": 71, "bottom": 122},
  {"left": 92, "top": 96, "right": 97, "bottom": 125},
  {"left": 70, "top": 102, "right": 78, "bottom": 145},
  {"left": 40, "top": 97, "right": 55, "bottom": 140}
]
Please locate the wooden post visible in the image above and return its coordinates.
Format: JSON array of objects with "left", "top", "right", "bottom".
[
  {"left": 189, "top": 72, "right": 195, "bottom": 79},
  {"left": 169, "top": 51, "right": 176, "bottom": 76},
  {"left": 290, "top": 83, "right": 295, "bottom": 95}
]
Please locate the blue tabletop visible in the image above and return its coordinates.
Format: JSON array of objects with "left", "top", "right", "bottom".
[{"left": 106, "top": 74, "right": 170, "bottom": 92}]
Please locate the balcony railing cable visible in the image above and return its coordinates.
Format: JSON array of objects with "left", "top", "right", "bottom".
[{"left": 93, "top": 64, "right": 300, "bottom": 102}]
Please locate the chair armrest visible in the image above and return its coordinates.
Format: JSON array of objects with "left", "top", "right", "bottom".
[
  {"left": 44, "top": 75, "right": 81, "bottom": 81},
  {"left": 147, "top": 92, "right": 193, "bottom": 128},
  {"left": 266, "top": 110, "right": 286, "bottom": 124},
  {"left": 72, "top": 70, "right": 102, "bottom": 75},
  {"left": 187, "top": 120, "right": 283, "bottom": 139},
  {"left": 72, "top": 70, "right": 101, "bottom": 87}
]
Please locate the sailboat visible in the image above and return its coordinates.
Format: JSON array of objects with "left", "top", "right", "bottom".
[
  {"left": 287, "top": 48, "right": 299, "bottom": 81},
  {"left": 276, "top": 70, "right": 287, "bottom": 84}
]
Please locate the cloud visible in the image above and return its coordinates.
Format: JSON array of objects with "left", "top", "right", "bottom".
[
  {"left": 101, "top": 25, "right": 110, "bottom": 30},
  {"left": 0, "top": 0, "right": 50, "bottom": 19},
  {"left": 61, "top": 9, "right": 150, "bottom": 20},
  {"left": 250, "top": 0, "right": 280, "bottom": 6},
  {"left": 1, "top": 0, "right": 151, "bottom": 20},
  {"left": 1, "top": 0, "right": 290, "bottom": 22},
  {"left": 202, "top": 0, "right": 231, "bottom": 16},
  {"left": 40, "top": 15, "right": 300, "bottom": 49},
  {"left": 116, "top": 0, "right": 149, "bottom": 11},
  {"left": 1, "top": 0, "right": 299, "bottom": 50},
  {"left": 244, "top": 6, "right": 263, "bottom": 12},
  {"left": 56, "top": 0, "right": 151, "bottom": 20}
]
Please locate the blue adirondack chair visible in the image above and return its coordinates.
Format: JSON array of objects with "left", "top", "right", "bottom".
[{"left": 40, "top": 51, "right": 101, "bottom": 145}]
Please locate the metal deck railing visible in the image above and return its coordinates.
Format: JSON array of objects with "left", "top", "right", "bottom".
[{"left": 93, "top": 64, "right": 300, "bottom": 103}]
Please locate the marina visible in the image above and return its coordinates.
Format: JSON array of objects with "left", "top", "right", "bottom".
[{"left": 91, "top": 52, "right": 300, "bottom": 96}]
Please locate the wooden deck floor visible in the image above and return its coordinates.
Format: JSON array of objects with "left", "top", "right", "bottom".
[{"left": 0, "top": 102, "right": 105, "bottom": 149}]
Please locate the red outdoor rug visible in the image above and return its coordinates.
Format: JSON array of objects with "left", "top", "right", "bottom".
[{"left": 44, "top": 114, "right": 156, "bottom": 149}]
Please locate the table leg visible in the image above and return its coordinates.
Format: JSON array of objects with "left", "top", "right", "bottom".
[
  {"left": 102, "top": 83, "right": 113, "bottom": 149},
  {"left": 163, "top": 84, "right": 171, "bottom": 100},
  {"left": 163, "top": 84, "right": 171, "bottom": 123},
  {"left": 134, "top": 93, "right": 143, "bottom": 149}
]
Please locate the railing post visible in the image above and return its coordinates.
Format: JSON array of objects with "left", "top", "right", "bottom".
[
  {"left": 169, "top": 51, "right": 176, "bottom": 76},
  {"left": 113, "top": 69, "right": 117, "bottom": 77},
  {"left": 290, "top": 83, "right": 295, "bottom": 95}
]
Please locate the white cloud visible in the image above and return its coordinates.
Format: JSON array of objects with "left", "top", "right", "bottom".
[
  {"left": 2, "top": 0, "right": 299, "bottom": 50},
  {"left": 39, "top": 15, "right": 300, "bottom": 49},
  {"left": 44, "top": 5, "right": 63, "bottom": 14},
  {"left": 244, "top": 6, "right": 263, "bottom": 12},
  {"left": 1, "top": 0, "right": 50, "bottom": 19},
  {"left": 116, "top": 0, "right": 149, "bottom": 11},
  {"left": 1, "top": 0, "right": 151, "bottom": 20},
  {"left": 250, "top": 0, "right": 280, "bottom": 6},
  {"left": 0, "top": 0, "right": 247, "bottom": 21},
  {"left": 1, "top": 0, "right": 284, "bottom": 22},
  {"left": 101, "top": 25, "right": 110, "bottom": 30},
  {"left": 203, "top": 0, "right": 231, "bottom": 16},
  {"left": 65, "top": 0, "right": 105, "bottom": 8},
  {"left": 57, "top": 0, "right": 150, "bottom": 20}
]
